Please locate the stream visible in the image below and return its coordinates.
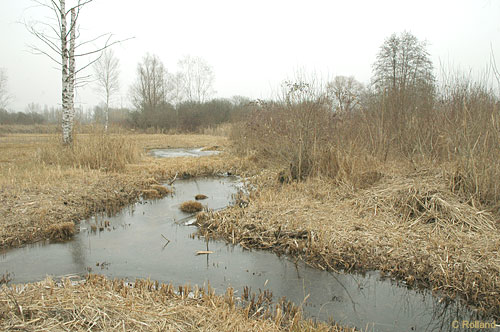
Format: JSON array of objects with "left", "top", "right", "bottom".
[{"left": 0, "top": 149, "right": 496, "bottom": 332}]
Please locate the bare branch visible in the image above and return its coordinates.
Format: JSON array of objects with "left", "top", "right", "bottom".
[
  {"left": 75, "top": 53, "right": 103, "bottom": 75},
  {"left": 75, "top": 32, "right": 111, "bottom": 49},
  {"left": 27, "top": 44, "right": 62, "bottom": 65},
  {"left": 65, "top": 0, "right": 93, "bottom": 38},
  {"left": 26, "top": 22, "right": 61, "bottom": 55},
  {"left": 74, "top": 37, "right": 134, "bottom": 57}
]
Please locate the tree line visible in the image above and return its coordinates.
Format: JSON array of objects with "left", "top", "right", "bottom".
[{"left": 1, "top": 5, "right": 454, "bottom": 139}]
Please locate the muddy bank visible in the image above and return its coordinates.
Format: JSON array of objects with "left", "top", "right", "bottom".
[{"left": 196, "top": 170, "right": 500, "bottom": 320}]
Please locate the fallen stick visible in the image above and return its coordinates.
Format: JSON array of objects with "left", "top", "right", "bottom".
[{"left": 195, "top": 250, "right": 214, "bottom": 255}]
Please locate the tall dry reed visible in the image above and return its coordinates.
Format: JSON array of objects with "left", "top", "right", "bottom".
[{"left": 38, "top": 131, "right": 140, "bottom": 172}]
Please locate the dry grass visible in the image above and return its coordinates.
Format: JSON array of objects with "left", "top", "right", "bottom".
[
  {"left": 0, "top": 275, "right": 351, "bottom": 332},
  {"left": 38, "top": 132, "right": 140, "bottom": 172},
  {"left": 180, "top": 201, "right": 204, "bottom": 213},
  {"left": 225, "top": 76, "right": 500, "bottom": 319},
  {"left": 197, "top": 167, "right": 500, "bottom": 319},
  {"left": 46, "top": 222, "right": 76, "bottom": 240},
  {"left": 0, "top": 124, "right": 59, "bottom": 134},
  {"left": 0, "top": 133, "right": 244, "bottom": 249},
  {"left": 142, "top": 185, "right": 173, "bottom": 199}
]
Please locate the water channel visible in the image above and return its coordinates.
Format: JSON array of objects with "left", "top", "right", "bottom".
[{"left": 1, "top": 149, "right": 495, "bottom": 332}]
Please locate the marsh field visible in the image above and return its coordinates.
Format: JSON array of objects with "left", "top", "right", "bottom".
[{"left": 0, "top": 90, "right": 499, "bottom": 332}]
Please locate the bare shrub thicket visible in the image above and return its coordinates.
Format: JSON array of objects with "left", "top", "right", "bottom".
[
  {"left": 232, "top": 81, "right": 359, "bottom": 182},
  {"left": 233, "top": 74, "right": 500, "bottom": 210},
  {"left": 233, "top": 32, "right": 500, "bottom": 212}
]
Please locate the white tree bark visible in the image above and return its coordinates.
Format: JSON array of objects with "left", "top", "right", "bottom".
[
  {"left": 60, "top": 0, "right": 72, "bottom": 145},
  {"left": 67, "top": 8, "right": 76, "bottom": 144},
  {"left": 27, "top": 0, "right": 129, "bottom": 145}
]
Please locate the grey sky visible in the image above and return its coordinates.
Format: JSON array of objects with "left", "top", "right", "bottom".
[{"left": 0, "top": 0, "right": 499, "bottom": 111}]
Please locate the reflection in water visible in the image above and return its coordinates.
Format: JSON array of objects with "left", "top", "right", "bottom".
[
  {"left": 69, "top": 236, "right": 86, "bottom": 273},
  {"left": 0, "top": 177, "right": 495, "bottom": 332}
]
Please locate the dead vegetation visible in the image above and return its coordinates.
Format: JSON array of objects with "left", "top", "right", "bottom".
[
  {"left": 180, "top": 201, "right": 204, "bottom": 213},
  {"left": 142, "top": 185, "right": 172, "bottom": 199},
  {"left": 0, "top": 275, "right": 352, "bottom": 332},
  {"left": 223, "top": 75, "right": 500, "bottom": 319},
  {"left": 0, "top": 133, "right": 242, "bottom": 249},
  {"left": 38, "top": 131, "right": 140, "bottom": 172},
  {"left": 196, "top": 169, "right": 500, "bottom": 319},
  {"left": 46, "top": 222, "right": 75, "bottom": 240}
]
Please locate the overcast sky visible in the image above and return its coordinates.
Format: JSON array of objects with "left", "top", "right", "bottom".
[{"left": 1, "top": 0, "right": 499, "bottom": 111}]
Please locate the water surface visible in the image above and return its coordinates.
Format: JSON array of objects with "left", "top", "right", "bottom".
[
  {"left": 149, "top": 148, "right": 220, "bottom": 158},
  {"left": 0, "top": 177, "right": 493, "bottom": 332}
]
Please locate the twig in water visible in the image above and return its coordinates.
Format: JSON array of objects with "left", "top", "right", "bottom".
[
  {"left": 161, "top": 234, "right": 170, "bottom": 250},
  {"left": 168, "top": 172, "right": 178, "bottom": 186}
]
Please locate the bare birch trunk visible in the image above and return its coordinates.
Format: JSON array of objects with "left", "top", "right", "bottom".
[
  {"left": 67, "top": 8, "right": 76, "bottom": 142},
  {"left": 60, "top": 0, "right": 71, "bottom": 145}
]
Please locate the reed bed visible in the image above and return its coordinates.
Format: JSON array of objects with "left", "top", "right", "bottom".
[
  {"left": 37, "top": 132, "right": 140, "bottom": 172},
  {"left": 0, "top": 275, "right": 352, "bottom": 332},
  {"left": 196, "top": 168, "right": 500, "bottom": 319}
]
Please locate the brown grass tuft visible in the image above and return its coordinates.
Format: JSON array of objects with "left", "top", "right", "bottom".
[
  {"left": 141, "top": 189, "right": 161, "bottom": 199},
  {"left": 47, "top": 222, "right": 75, "bottom": 240},
  {"left": 180, "top": 201, "right": 203, "bottom": 213},
  {"left": 150, "top": 184, "right": 172, "bottom": 195}
]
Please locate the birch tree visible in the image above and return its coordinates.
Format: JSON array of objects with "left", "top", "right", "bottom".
[
  {"left": 0, "top": 68, "right": 10, "bottom": 110},
  {"left": 178, "top": 55, "right": 215, "bottom": 103},
  {"left": 93, "top": 49, "right": 120, "bottom": 131},
  {"left": 26, "top": 0, "right": 123, "bottom": 145}
]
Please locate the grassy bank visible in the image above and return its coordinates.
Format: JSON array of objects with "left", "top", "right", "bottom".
[{"left": 0, "top": 275, "right": 351, "bottom": 332}]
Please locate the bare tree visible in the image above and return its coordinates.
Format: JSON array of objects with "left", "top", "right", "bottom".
[
  {"left": 169, "top": 71, "right": 185, "bottom": 106},
  {"left": 326, "top": 76, "right": 364, "bottom": 112},
  {"left": 26, "top": 0, "right": 125, "bottom": 145},
  {"left": 178, "top": 55, "right": 215, "bottom": 103},
  {"left": 93, "top": 49, "right": 120, "bottom": 131},
  {"left": 0, "top": 68, "right": 11, "bottom": 110},
  {"left": 130, "top": 53, "right": 172, "bottom": 112},
  {"left": 372, "top": 31, "right": 435, "bottom": 112}
]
